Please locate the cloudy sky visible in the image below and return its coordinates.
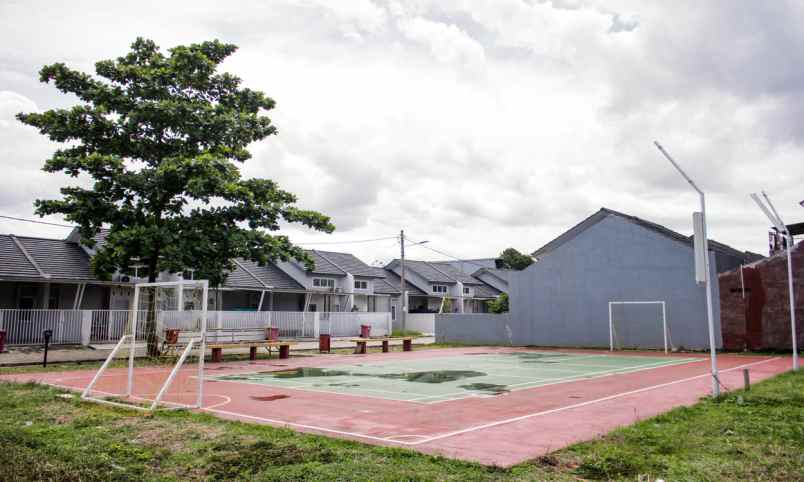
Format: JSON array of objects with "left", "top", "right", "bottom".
[{"left": 1, "top": 0, "right": 803, "bottom": 265}]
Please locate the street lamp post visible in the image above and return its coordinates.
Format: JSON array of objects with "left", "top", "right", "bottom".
[{"left": 655, "top": 141, "right": 721, "bottom": 397}]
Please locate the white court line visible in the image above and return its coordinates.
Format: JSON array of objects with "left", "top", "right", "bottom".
[{"left": 204, "top": 357, "right": 780, "bottom": 446}]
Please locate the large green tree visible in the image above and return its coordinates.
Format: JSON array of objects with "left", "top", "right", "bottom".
[
  {"left": 18, "top": 38, "right": 334, "bottom": 354},
  {"left": 497, "top": 247, "right": 534, "bottom": 270}
]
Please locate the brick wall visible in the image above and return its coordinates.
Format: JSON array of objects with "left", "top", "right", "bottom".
[{"left": 719, "top": 241, "right": 804, "bottom": 350}]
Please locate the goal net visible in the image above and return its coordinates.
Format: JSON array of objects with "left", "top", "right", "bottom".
[
  {"left": 81, "top": 280, "right": 209, "bottom": 411},
  {"left": 608, "top": 301, "right": 671, "bottom": 353}
]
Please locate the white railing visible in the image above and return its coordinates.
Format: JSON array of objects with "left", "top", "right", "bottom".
[
  {"left": 0, "top": 309, "right": 392, "bottom": 346},
  {"left": 0, "top": 309, "right": 84, "bottom": 345}
]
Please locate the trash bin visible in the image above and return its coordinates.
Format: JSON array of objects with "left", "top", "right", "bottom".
[
  {"left": 319, "top": 334, "right": 331, "bottom": 353},
  {"left": 266, "top": 327, "right": 280, "bottom": 340},
  {"left": 360, "top": 324, "right": 371, "bottom": 338},
  {"left": 0, "top": 330, "right": 6, "bottom": 353}
]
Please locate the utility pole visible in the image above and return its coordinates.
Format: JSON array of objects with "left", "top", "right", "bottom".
[{"left": 400, "top": 230, "right": 407, "bottom": 333}]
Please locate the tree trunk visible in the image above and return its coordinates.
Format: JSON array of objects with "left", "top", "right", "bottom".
[{"left": 145, "top": 257, "right": 160, "bottom": 357}]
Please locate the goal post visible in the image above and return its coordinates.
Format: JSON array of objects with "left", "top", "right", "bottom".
[
  {"left": 608, "top": 301, "right": 669, "bottom": 354},
  {"left": 81, "top": 279, "right": 209, "bottom": 411}
]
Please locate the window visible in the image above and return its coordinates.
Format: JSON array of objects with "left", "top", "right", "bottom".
[
  {"left": 432, "top": 284, "right": 448, "bottom": 294},
  {"left": 354, "top": 280, "right": 368, "bottom": 290},
  {"left": 463, "top": 287, "right": 470, "bottom": 295},
  {"left": 312, "top": 278, "right": 335, "bottom": 289},
  {"left": 309, "top": 304, "right": 317, "bottom": 312},
  {"left": 391, "top": 305, "right": 396, "bottom": 320}
]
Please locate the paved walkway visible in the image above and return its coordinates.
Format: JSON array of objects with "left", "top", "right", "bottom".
[{"left": 0, "top": 336, "right": 435, "bottom": 366}]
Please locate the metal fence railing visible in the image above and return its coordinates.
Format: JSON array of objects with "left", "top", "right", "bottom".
[
  {"left": 0, "top": 309, "right": 393, "bottom": 345},
  {"left": 0, "top": 309, "right": 84, "bottom": 345}
]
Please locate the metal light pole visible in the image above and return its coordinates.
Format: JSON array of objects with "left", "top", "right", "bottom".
[
  {"left": 751, "top": 192, "right": 798, "bottom": 371},
  {"left": 655, "top": 141, "right": 721, "bottom": 396}
]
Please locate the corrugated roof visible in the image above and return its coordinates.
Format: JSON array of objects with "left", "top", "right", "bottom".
[{"left": 224, "top": 259, "right": 304, "bottom": 291}]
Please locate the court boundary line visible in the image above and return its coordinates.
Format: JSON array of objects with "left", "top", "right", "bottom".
[
  {"left": 200, "top": 357, "right": 781, "bottom": 446},
  {"left": 207, "top": 355, "right": 701, "bottom": 404}
]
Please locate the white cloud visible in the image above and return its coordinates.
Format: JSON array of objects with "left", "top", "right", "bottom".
[{"left": 1, "top": 0, "right": 803, "bottom": 264}]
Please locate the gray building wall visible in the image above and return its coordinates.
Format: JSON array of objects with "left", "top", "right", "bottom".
[
  {"left": 510, "top": 215, "right": 722, "bottom": 350},
  {"left": 435, "top": 313, "right": 513, "bottom": 345}
]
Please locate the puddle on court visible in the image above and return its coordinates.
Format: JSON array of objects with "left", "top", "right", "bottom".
[
  {"left": 459, "top": 383, "right": 510, "bottom": 395},
  {"left": 217, "top": 368, "right": 487, "bottom": 384},
  {"left": 368, "top": 370, "right": 486, "bottom": 384},
  {"left": 504, "top": 353, "right": 570, "bottom": 364},
  {"left": 269, "top": 368, "right": 350, "bottom": 378},
  {"left": 250, "top": 394, "right": 289, "bottom": 401}
]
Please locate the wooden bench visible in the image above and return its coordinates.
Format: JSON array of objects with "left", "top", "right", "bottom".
[
  {"left": 207, "top": 340, "right": 296, "bottom": 362},
  {"left": 350, "top": 336, "right": 413, "bottom": 354},
  {"left": 162, "top": 327, "right": 294, "bottom": 362}
]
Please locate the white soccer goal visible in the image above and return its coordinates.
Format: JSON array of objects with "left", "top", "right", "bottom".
[
  {"left": 608, "top": 301, "right": 670, "bottom": 354},
  {"left": 81, "top": 280, "right": 209, "bottom": 411}
]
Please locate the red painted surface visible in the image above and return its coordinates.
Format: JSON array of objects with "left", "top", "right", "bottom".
[{"left": 1, "top": 347, "right": 792, "bottom": 467}]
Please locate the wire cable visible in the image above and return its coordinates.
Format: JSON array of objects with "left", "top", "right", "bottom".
[
  {"left": 0, "top": 214, "right": 74, "bottom": 228},
  {"left": 295, "top": 235, "right": 399, "bottom": 246}
]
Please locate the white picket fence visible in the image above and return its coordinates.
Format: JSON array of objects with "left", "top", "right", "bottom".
[{"left": 0, "top": 309, "right": 392, "bottom": 346}]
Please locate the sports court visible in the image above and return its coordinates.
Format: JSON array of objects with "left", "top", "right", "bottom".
[{"left": 5, "top": 346, "right": 790, "bottom": 466}]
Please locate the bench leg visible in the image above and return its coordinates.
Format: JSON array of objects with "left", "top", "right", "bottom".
[
  {"left": 382, "top": 340, "right": 389, "bottom": 353},
  {"left": 279, "top": 345, "right": 290, "bottom": 359},
  {"left": 249, "top": 346, "right": 257, "bottom": 361},
  {"left": 355, "top": 341, "right": 367, "bottom": 354},
  {"left": 403, "top": 339, "right": 412, "bottom": 352},
  {"left": 212, "top": 347, "right": 223, "bottom": 363}
]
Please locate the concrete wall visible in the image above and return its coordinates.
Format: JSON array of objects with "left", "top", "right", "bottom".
[
  {"left": 510, "top": 215, "right": 722, "bottom": 350},
  {"left": 435, "top": 313, "right": 513, "bottom": 345}
]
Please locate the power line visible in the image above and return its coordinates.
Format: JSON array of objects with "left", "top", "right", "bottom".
[
  {"left": 0, "top": 214, "right": 74, "bottom": 228},
  {"left": 296, "top": 235, "right": 399, "bottom": 246},
  {"left": 404, "top": 235, "right": 494, "bottom": 270}
]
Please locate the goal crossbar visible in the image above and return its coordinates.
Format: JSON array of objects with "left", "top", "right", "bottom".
[{"left": 608, "top": 301, "right": 668, "bottom": 354}]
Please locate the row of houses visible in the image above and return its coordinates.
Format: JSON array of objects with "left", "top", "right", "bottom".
[{"left": 0, "top": 228, "right": 508, "bottom": 322}]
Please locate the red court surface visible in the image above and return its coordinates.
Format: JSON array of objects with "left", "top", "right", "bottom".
[{"left": 1, "top": 346, "right": 792, "bottom": 466}]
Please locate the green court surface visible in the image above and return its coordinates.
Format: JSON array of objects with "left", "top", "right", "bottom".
[{"left": 211, "top": 352, "right": 700, "bottom": 403}]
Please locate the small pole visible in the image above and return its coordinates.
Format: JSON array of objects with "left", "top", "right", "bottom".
[
  {"left": 743, "top": 368, "right": 750, "bottom": 391},
  {"left": 42, "top": 329, "right": 53, "bottom": 368},
  {"left": 399, "top": 230, "right": 407, "bottom": 334}
]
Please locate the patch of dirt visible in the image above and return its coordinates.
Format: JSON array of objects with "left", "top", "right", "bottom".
[{"left": 114, "top": 417, "right": 226, "bottom": 452}]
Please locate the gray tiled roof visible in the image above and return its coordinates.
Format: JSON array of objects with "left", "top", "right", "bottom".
[
  {"left": 0, "top": 235, "right": 41, "bottom": 278},
  {"left": 0, "top": 234, "right": 95, "bottom": 281},
  {"left": 308, "top": 250, "right": 381, "bottom": 278},
  {"left": 471, "top": 282, "right": 502, "bottom": 299},
  {"left": 430, "top": 262, "right": 482, "bottom": 285},
  {"left": 224, "top": 259, "right": 304, "bottom": 291},
  {"left": 473, "top": 267, "right": 511, "bottom": 283},
  {"left": 374, "top": 270, "right": 426, "bottom": 295},
  {"left": 396, "top": 259, "right": 455, "bottom": 283}
]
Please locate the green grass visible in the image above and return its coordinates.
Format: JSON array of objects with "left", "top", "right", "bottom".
[{"left": 1, "top": 370, "right": 802, "bottom": 481}]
